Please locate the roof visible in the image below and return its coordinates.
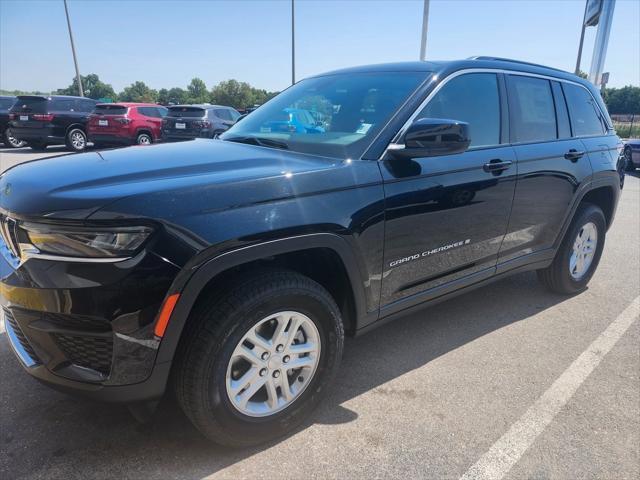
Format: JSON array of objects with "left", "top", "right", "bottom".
[
  {"left": 16, "top": 94, "right": 97, "bottom": 101},
  {"left": 314, "top": 57, "right": 590, "bottom": 87},
  {"left": 96, "top": 102, "right": 160, "bottom": 107},
  {"left": 168, "top": 104, "right": 229, "bottom": 109}
]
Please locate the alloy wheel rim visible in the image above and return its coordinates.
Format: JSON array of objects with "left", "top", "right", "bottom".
[
  {"left": 225, "top": 311, "right": 321, "bottom": 417},
  {"left": 569, "top": 221, "right": 598, "bottom": 280},
  {"left": 6, "top": 129, "right": 24, "bottom": 147},
  {"left": 71, "top": 131, "right": 85, "bottom": 149},
  {"left": 138, "top": 135, "right": 151, "bottom": 145}
]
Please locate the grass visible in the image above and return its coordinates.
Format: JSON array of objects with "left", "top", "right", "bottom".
[{"left": 613, "top": 122, "right": 640, "bottom": 139}]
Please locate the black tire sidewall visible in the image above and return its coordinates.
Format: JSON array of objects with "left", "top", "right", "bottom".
[
  {"left": 554, "top": 205, "right": 606, "bottom": 293},
  {"left": 194, "top": 286, "right": 342, "bottom": 444}
]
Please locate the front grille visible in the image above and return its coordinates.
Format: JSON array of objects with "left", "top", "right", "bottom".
[
  {"left": 0, "top": 214, "right": 20, "bottom": 258},
  {"left": 53, "top": 333, "right": 113, "bottom": 376},
  {"left": 43, "top": 313, "right": 110, "bottom": 333},
  {"left": 3, "top": 309, "right": 39, "bottom": 361}
]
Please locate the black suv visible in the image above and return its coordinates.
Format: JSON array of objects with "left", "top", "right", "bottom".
[
  {"left": 9, "top": 95, "right": 98, "bottom": 152},
  {"left": 0, "top": 58, "right": 623, "bottom": 447},
  {"left": 161, "top": 104, "right": 240, "bottom": 141},
  {"left": 0, "top": 96, "right": 25, "bottom": 148}
]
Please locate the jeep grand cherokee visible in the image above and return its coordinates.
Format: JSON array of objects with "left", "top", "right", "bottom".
[{"left": 0, "top": 58, "right": 623, "bottom": 447}]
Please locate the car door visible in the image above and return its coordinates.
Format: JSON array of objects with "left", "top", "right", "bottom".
[
  {"left": 497, "top": 75, "right": 594, "bottom": 269},
  {"left": 379, "top": 72, "right": 517, "bottom": 311},
  {"left": 139, "top": 107, "right": 164, "bottom": 139},
  {"left": 214, "top": 108, "right": 235, "bottom": 131}
]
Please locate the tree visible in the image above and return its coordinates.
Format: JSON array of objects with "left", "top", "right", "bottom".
[
  {"left": 157, "top": 87, "right": 188, "bottom": 105},
  {"left": 187, "top": 78, "right": 209, "bottom": 104},
  {"left": 118, "top": 81, "right": 158, "bottom": 103},
  {"left": 210, "top": 79, "right": 278, "bottom": 109},
  {"left": 56, "top": 74, "right": 116, "bottom": 100},
  {"left": 603, "top": 86, "right": 640, "bottom": 114}
]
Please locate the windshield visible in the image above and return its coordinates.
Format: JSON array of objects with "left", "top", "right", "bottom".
[{"left": 220, "top": 72, "right": 427, "bottom": 159}]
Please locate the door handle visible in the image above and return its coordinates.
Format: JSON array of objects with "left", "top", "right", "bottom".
[
  {"left": 564, "top": 149, "right": 585, "bottom": 162},
  {"left": 483, "top": 159, "right": 512, "bottom": 175}
]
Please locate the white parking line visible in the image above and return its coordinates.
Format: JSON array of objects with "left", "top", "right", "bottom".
[{"left": 460, "top": 295, "right": 640, "bottom": 480}]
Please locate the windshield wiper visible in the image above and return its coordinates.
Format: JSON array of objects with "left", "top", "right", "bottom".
[{"left": 224, "top": 136, "right": 289, "bottom": 150}]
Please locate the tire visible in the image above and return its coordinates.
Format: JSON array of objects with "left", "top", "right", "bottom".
[
  {"left": 537, "top": 203, "right": 606, "bottom": 294},
  {"left": 27, "top": 141, "right": 47, "bottom": 151},
  {"left": 65, "top": 128, "right": 87, "bottom": 152},
  {"left": 136, "top": 132, "right": 152, "bottom": 145},
  {"left": 3, "top": 128, "right": 26, "bottom": 148},
  {"left": 624, "top": 147, "right": 635, "bottom": 171},
  {"left": 173, "top": 269, "right": 344, "bottom": 447}
]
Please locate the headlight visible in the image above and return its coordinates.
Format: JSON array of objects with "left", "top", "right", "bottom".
[{"left": 21, "top": 223, "right": 153, "bottom": 258}]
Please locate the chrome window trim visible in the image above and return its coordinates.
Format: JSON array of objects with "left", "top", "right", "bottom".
[{"left": 379, "top": 68, "right": 611, "bottom": 160}]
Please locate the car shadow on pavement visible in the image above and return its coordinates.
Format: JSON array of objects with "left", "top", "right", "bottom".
[{"left": 0, "top": 270, "right": 570, "bottom": 479}]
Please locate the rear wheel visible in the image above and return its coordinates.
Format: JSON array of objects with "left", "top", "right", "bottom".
[
  {"left": 65, "top": 128, "right": 87, "bottom": 152},
  {"left": 537, "top": 203, "right": 606, "bottom": 294},
  {"left": 136, "top": 132, "right": 152, "bottom": 145},
  {"left": 173, "top": 269, "right": 344, "bottom": 447},
  {"left": 3, "top": 128, "right": 26, "bottom": 148}
]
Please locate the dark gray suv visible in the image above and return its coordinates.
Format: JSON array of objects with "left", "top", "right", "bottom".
[{"left": 161, "top": 104, "right": 240, "bottom": 141}]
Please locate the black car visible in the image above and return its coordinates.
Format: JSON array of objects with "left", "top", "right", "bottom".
[
  {"left": 0, "top": 96, "right": 25, "bottom": 148},
  {"left": 9, "top": 95, "right": 98, "bottom": 151},
  {"left": 161, "top": 104, "right": 240, "bottom": 141},
  {"left": 1, "top": 58, "right": 623, "bottom": 447}
]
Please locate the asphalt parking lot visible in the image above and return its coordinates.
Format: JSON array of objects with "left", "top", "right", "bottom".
[{"left": 1, "top": 147, "right": 638, "bottom": 480}]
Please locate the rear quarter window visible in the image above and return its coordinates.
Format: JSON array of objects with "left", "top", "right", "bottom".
[
  {"left": 51, "top": 99, "right": 76, "bottom": 111},
  {"left": 562, "top": 83, "right": 607, "bottom": 137}
]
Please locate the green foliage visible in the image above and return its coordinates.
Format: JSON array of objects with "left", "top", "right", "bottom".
[
  {"left": 157, "top": 87, "right": 188, "bottom": 105},
  {"left": 187, "top": 78, "right": 209, "bottom": 104},
  {"left": 0, "top": 88, "right": 50, "bottom": 96},
  {"left": 210, "top": 79, "right": 278, "bottom": 109},
  {"left": 56, "top": 74, "right": 117, "bottom": 100},
  {"left": 118, "top": 81, "right": 158, "bottom": 103},
  {"left": 603, "top": 86, "right": 640, "bottom": 114}
]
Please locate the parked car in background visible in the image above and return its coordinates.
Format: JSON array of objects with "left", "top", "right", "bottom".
[
  {"left": 0, "top": 96, "right": 25, "bottom": 148},
  {"left": 9, "top": 95, "right": 98, "bottom": 151},
  {"left": 87, "top": 103, "right": 168, "bottom": 147},
  {"left": 623, "top": 139, "right": 639, "bottom": 171},
  {"left": 161, "top": 105, "right": 240, "bottom": 141},
  {"left": 259, "top": 107, "right": 325, "bottom": 134}
]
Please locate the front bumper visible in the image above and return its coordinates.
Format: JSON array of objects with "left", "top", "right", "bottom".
[{"left": 1, "top": 229, "right": 181, "bottom": 402}]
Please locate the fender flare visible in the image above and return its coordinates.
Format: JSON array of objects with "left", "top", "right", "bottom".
[
  {"left": 154, "top": 233, "right": 369, "bottom": 364},
  {"left": 65, "top": 123, "right": 86, "bottom": 137},
  {"left": 552, "top": 174, "right": 620, "bottom": 250}
]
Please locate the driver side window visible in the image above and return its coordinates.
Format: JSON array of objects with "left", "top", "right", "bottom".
[{"left": 417, "top": 73, "right": 501, "bottom": 148}]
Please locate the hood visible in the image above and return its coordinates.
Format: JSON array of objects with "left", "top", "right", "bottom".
[{"left": 0, "top": 139, "right": 358, "bottom": 219}]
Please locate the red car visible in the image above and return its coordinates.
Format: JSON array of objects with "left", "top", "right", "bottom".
[{"left": 87, "top": 103, "right": 168, "bottom": 147}]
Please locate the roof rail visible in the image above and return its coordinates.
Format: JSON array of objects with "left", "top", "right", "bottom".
[{"left": 467, "top": 56, "right": 569, "bottom": 74}]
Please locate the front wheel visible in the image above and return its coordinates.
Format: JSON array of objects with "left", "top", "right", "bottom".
[
  {"left": 3, "top": 128, "right": 26, "bottom": 148},
  {"left": 537, "top": 203, "right": 606, "bottom": 294},
  {"left": 173, "top": 269, "right": 344, "bottom": 447},
  {"left": 66, "top": 128, "right": 87, "bottom": 152}
]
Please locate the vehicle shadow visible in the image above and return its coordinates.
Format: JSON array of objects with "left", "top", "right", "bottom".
[{"left": 0, "top": 270, "right": 570, "bottom": 479}]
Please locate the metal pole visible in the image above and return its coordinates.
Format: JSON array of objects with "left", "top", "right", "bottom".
[
  {"left": 419, "top": 0, "right": 430, "bottom": 61},
  {"left": 63, "top": 0, "right": 83, "bottom": 96},
  {"left": 575, "top": 0, "right": 589, "bottom": 75},
  {"left": 291, "top": 0, "right": 295, "bottom": 85},
  {"left": 588, "top": 0, "right": 616, "bottom": 86}
]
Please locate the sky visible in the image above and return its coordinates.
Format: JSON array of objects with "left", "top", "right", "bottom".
[{"left": 0, "top": 0, "right": 638, "bottom": 94}]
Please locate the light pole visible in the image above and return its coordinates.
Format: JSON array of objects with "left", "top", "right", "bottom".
[
  {"left": 63, "top": 0, "right": 84, "bottom": 96},
  {"left": 575, "top": 0, "right": 589, "bottom": 75},
  {"left": 291, "top": 0, "right": 296, "bottom": 85},
  {"left": 419, "top": 0, "right": 430, "bottom": 61},
  {"left": 588, "top": 0, "right": 616, "bottom": 86}
]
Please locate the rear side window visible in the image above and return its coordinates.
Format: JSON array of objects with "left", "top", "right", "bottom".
[
  {"left": 77, "top": 99, "right": 97, "bottom": 112},
  {"left": 138, "top": 106, "right": 161, "bottom": 117},
  {"left": 214, "top": 108, "right": 232, "bottom": 121},
  {"left": 94, "top": 105, "right": 128, "bottom": 115},
  {"left": 51, "top": 99, "right": 75, "bottom": 111},
  {"left": 418, "top": 73, "right": 501, "bottom": 148},
  {"left": 508, "top": 76, "right": 557, "bottom": 143},
  {"left": 562, "top": 83, "right": 606, "bottom": 137},
  {"left": 167, "top": 107, "right": 206, "bottom": 118}
]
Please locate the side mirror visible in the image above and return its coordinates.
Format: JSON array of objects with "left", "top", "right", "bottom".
[{"left": 389, "top": 118, "right": 471, "bottom": 159}]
